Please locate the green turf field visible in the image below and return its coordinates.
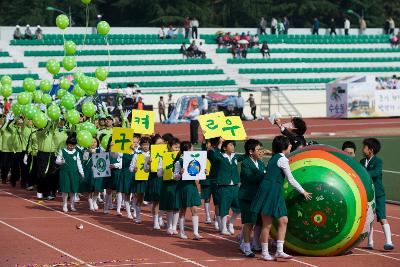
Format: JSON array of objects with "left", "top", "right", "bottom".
[{"left": 231, "top": 136, "right": 400, "bottom": 203}]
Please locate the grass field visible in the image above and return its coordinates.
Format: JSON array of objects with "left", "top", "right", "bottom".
[{"left": 228, "top": 136, "right": 400, "bottom": 203}]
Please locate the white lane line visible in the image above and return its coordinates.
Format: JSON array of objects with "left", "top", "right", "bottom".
[
  {"left": 0, "top": 190, "right": 206, "bottom": 267},
  {"left": 354, "top": 248, "right": 400, "bottom": 261},
  {"left": 383, "top": 170, "right": 400, "bottom": 174},
  {"left": 374, "top": 229, "right": 400, "bottom": 237},
  {"left": 387, "top": 216, "right": 400, "bottom": 220},
  {"left": 0, "top": 219, "right": 92, "bottom": 267}
]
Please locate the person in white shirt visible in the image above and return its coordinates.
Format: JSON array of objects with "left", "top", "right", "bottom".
[
  {"left": 270, "top": 18, "right": 277, "bottom": 34},
  {"left": 344, "top": 18, "right": 350, "bottom": 35},
  {"left": 197, "top": 42, "right": 206, "bottom": 58},
  {"left": 201, "top": 95, "right": 208, "bottom": 114},
  {"left": 167, "top": 25, "right": 177, "bottom": 38},
  {"left": 236, "top": 92, "right": 245, "bottom": 119},
  {"left": 190, "top": 17, "right": 199, "bottom": 39},
  {"left": 158, "top": 26, "right": 166, "bottom": 39},
  {"left": 186, "top": 101, "right": 200, "bottom": 144}
]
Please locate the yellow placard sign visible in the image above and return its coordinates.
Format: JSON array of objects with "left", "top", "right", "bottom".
[
  {"left": 135, "top": 154, "right": 149, "bottom": 181},
  {"left": 220, "top": 116, "right": 247, "bottom": 140},
  {"left": 198, "top": 112, "right": 225, "bottom": 139},
  {"left": 131, "top": 109, "right": 154, "bottom": 135},
  {"left": 151, "top": 144, "right": 168, "bottom": 172},
  {"left": 162, "top": 151, "right": 178, "bottom": 180},
  {"left": 111, "top": 127, "right": 135, "bottom": 154},
  {"left": 206, "top": 159, "right": 211, "bottom": 176}
]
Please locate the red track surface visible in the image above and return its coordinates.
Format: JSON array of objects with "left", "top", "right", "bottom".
[{"left": 1, "top": 185, "right": 399, "bottom": 267}]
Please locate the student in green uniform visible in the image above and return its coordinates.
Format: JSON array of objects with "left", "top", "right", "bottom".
[
  {"left": 159, "top": 137, "right": 181, "bottom": 235},
  {"left": 238, "top": 139, "right": 266, "bottom": 257},
  {"left": 208, "top": 140, "right": 244, "bottom": 235},
  {"left": 23, "top": 118, "right": 38, "bottom": 191},
  {"left": 116, "top": 150, "right": 134, "bottom": 218},
  {"left": 55, "top": 133, "right": 84, "bottom": 213},
  {"left": 361, "top": 138, "right": 394, "bottom": 250},
  {"left": 129, "top": 136, "right": 150, "bottom": 224},
  {"left": 0, "top": 113, "right": 16, "bottom": 186},
  {"left": 251, "top": 136, "right": 312, "bottom": 261},
  {"left": 0, "top": 115, "right": 4, "bottom": 184},
  {"left": 144, "top": 134, "right": 165, "bottom": 229},
  {"left": 173, "top": 141, "right": 202, "bottom": 240},
  {"left": 10, "top": 115, "right": 25, "bottom": 188}
]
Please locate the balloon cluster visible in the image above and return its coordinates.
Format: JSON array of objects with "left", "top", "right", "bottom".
[{"left": 0, "top": 0, "right": 111, "bottom": 148}]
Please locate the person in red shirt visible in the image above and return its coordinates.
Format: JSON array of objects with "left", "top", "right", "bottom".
[{"left": 4, "top": 99, "right": 11, "bottom": 115}]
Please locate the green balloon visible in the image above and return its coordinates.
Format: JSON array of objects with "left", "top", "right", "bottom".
[
  {"left": 46, "top": 59, "right": 60, "bottom": 75},
  {"left": 41, "top": 94, "right": 53, "bottom": 105},
  {"left": 64, "top": 40, "right": 77, "bottom": 56},
  {"left": 73, "top": 70, "right": 84, "bottom": 82},
  {"left": 82, "top": 101, "right": 96, "bottom": 117},
  {"left": 33, "top": 112, "right": 48, "bottom": 129},
  {"left": 48, "top": 104, "right": 61, "bottom": 121},
  {"left": 56, "top": 89, "right": 67, "bottom": 99},
  {"left": 95, "top": 67, "right": 108, "bottom": 81},
  {"left": 97, "top": 21, "right": 110, "bottom": 35},
  {"left": 81, "top": 0, "right": 91, "bottom": 4},
  {"left": 85, "top": 122, "right": 97, "bottom": 136},
  {"left": 60, "top": 93, "right": 76, "bottom": 110},
  {"left": 56, "top": 14, "right": 69, "bottom": 30},
  {"left": 62, "top": 56, "right": 76, "bottom": 71},
  {"left": 23, "top": 78, "right": 36, "bottom": 92},
  {"left": 66, "top": 109, "right": 80, "bottom": 125},
  {"left": 1, "top": 75, "right": 12, "bottom": 86},
  {"left": 17, "top": 92, "right": 31, "bottom": 105},
  {"left": 23, "top": 104, "right": 39, "bottom": 120},
  {"left": 77, "top": 130, "right": 93, "bottom": 148},
  {"left": 89, "top": 77, "right": 99, "bottom": 91},
  {"left": 33, "top": 90, "right": 43, "bottom": 103},
  {"left": 100, "top": 134, "right": 111, "bottom": 150},
  {"left": 59, "top": 78, "right": 71, "bottom": 90},
  {"left": 0, "top": 84, "right": 12, "bottom": 98},
  {"left": 72, "top": 84, "right": 85, "bottom": 98},
  {"left": 40, "top": 79, "right": 52, "bottom": 92},
  {"left": 12, "top": 103, "right": 23, "bottom": 115},
  {"left": 78, "top": 76, "right": 91, "bottom": 92}
]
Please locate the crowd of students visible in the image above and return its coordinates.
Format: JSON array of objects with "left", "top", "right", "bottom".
[{"left": 0, "top": 108, "right": 394, "bottom": 260}]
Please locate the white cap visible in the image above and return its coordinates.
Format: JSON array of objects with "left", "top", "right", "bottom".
[
  {"left": 26, "top": 24, "right": 30, "bottom": 27},
  {"left": 37, "top": 25, "right": 41, "bottom": 28},
  {"left": 16, "top": 25, "right": 20, "bottom": 28}
]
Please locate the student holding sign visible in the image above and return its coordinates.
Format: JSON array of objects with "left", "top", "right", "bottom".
[
  {"left": 173, "top": 141, "right": 202, "bottom": 240},
  {"left": 160, "top": 138, "right": 181, "bottom": 235},
  {"left": 116, "top": 150, "right": 134, "bottom": 219},
  {"left": 83, "top": 136, "right": 101, "bottom": 211},
  {"left": 129, "top": 136, "right": 151, "bottom": 224}
]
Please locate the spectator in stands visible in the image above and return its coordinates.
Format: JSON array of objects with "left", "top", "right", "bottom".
[
  {"left": 283, "top": 17, "right": 290, "bottom": 34},
  {"left": 388, "top": 17, "right": 396, "bottom": 35},
  {"left": 198, "top": 42, "right": 206, "bottom": 58},
  {"left": 158, "top": 96, "right": 166, "bottom": 122},
  {"left": 186, "top": 101, "right": 200, "bottom": 145},
  {"left": 180, "top": 43, "right": 188, "bottom": 58},
  {"left": 390, "top": 34, "right": 398, "bottom": 47},
  {"left": 252, "top": 34, "right": 259, "bottom": 47},
  {"left": 25, "top": 24, "right": 32, "bottom": 39},
  {"left": 232, "top": 33, "right": 240, "bottom": 45},
  {"left": 217, "top": 34, "right": 224, "bottom": 48},
  {"left": 136, "top": 97, "right": 144, "bottom": 110},
  {"left": 230, "top": 43, "right": 237, "bottom": 58},
  {"left": 13, "top": 25, "right": 22, "bottom": 40},
  {"left": 259, "top": 17, "right": 267, "bottom": 35},
  {"left": 329, "top": 18, "right": 337, "bottom": 35},
  {"left": 4, "top": 99, "right": 12, "bottom": 115},
  {"left": 240, "top": 32, "right": 246, "bottom": 40},
  {"left": 359, "top": 17, "right": 367, "bottom": 34},
  {"left": 344, "top": 17, "right": 350, "bottom": 35},
  {"left": 277, "top": 19, "right": 284, "bottom": 34},
  {"left": 167, "top": 94, "right": 175, "bottom": 117},
  {"left": 35, "top": 25, "right": 43, "bottom": 40},
  {"left": 240, "top": 44, "right": 248, "bottom": 58},
  {"left": 158, "top": 26, "right": 166, "bottom": 39},
  {"left": 312, "top": 18, "right": 320, "bottom": 35},
  {"left": 384, "top": 18, "right": 390, "bottom": 34},
  {"left": 247, "top": 94, "right": 257, "bottom": 120},
  {"left": 135, "top": 89, "right": 144, "bottom": 103},
  {"left": 260, "top": 41, "right": 270, "bottom": 58},
  {"left": 183, "top": 16, "right": 191, "bottom": 39},
  {"left": 189, "top": 40, "right": 199, "bottom": 57},
  {"left": 201, "top": 95, "right": 208, "bottom": 115},
  {"left": 191, "top": 17, "right": 199, "bottom": 39},
  {"left": 167, "top": 25, "right": 178, "bottom": 38},
  {"left": 236, "top": 92, "right": 245, "bottom": 119},
  {"left": 223, "top": 32, "right": 231, "bottom": 46},
  {"left": 271, "top": 17, "right": 277, "bottom": 34}
]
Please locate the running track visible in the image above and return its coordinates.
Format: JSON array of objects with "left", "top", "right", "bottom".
[{"left": 0, "top": 185, "right": 399, "bottom": 267}]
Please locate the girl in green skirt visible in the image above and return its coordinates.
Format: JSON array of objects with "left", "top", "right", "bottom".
[
  {"left": 129, "top": 136, "right": 150, "bottom": 224},
  {"left": 251, "top": 136, "right": 312, "bottom": 261},
  {"left": 83, "top": 136, "right": 101, "bottom": 211},
  {"left": 55, "top": 133, "right": 84, "bottom": 213},
  {"left": 173, "top": 141, "right": 202, "bottom": 240},
  {"left": 116, "top": 152, "right": 134, "bottom": 218}
]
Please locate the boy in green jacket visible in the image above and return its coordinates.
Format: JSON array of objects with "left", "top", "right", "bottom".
[
  {"left": 361, "top": 138, "right": 394, "bottom": 250},
  {"left": 1, "top": 113, "right": 17, "bottom": 186}
]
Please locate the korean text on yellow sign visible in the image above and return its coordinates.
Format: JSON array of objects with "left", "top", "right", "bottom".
[
  {"left": 135, "top": 154, "right": 149, "bottom": 180},
  {"left": 131, "top": 109, "right": 154, "bottom": 135},
  {"left": 220, "top": 116, "right": 247, "bottom": 140},
  {"left": 111, "top": 127, "right": 135, "bottom": 154},
  {"left": 151, "top": 144, "right": 168, "bottom": 172},
  {"left": 198, "top": 112, "right": 224, "bottom": 139},
  {"left": 162, "top": 151, "right": 179, "bottom": 180}
]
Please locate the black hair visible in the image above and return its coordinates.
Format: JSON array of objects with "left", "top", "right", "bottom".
[
  {"left": 272, "top": 135, "right": 290, "bottom": 154},
  {"left": 134, "top": 133, "right": 141, "bottom": 139},
  {"left": 363, "top": 138, "right": 381, "bottom": 154},
  {"left": 66, "top": 132, "right": 77, "bottom": 146},
  {"left": 342, "top": 141, "right": 356, "bottom": 152},
  {"left": 221, "top": 140, "right": 236, "bottom": 152},
  {"left": 92, "top": 136, "right": 100, "bottom": 148},
  {"left": 162, "top": 133, "right": 174, "bottom": 143},
  {"left": 244, "top": 139, "right": 262, "bottom": 155},
  {"left": 151, "top": 134, "right": 163, "bottom": 145},
  {"left": 106, "top": 137, "right": 113, "bottom": 152},
  {"left": 292, "top": 117, "right": 307, "bottom": 136},
  {"left": 173, "top": 141, "right": 192, "bottom": 166},
  {"left": 140, "top": 136, "right": 151, "bottom": 146},
  {"left": 209, "top": 137, "right": 220, "bottom": 147},
  {"left": 168, "top": 137, "right": 180, "bottom": 149}
]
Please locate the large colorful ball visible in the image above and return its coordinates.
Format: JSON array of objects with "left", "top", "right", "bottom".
[
  {"left": 47, "top": 104, "right": 61, "bottom": 121},
  {"left": 60, "top": 93, "right": 76, "bottom": 110},
  {"left": 64, "top": 40, "right": 77, "bottom": 56},
  {"left": 33, "top": 111, "right": 48, "bottom": 129},
  {"left": 66, "top": 109, "right": 80, "bottom": 125},
  {"left": 1, "top": 75, "right": 12, "bottom": 86},
  {"left": 0, "top": 84, "right": 13, "bottom": 98},
  {"left": 62, "top": 56, "right": 76, "bottom": 71},
  {"left": 273, "top": 146, "right": 374, "bottom": 256},
  {"left": 23, "top": 78, "right": 36, "bottom": 92},
  {"left": 56, "top": 14, "right": 69, "bottom": 30},
  {"left": 77, "top": 130, "right": 93, "bottom": 148},
  {"left": 95, "top": 67, "right": 108, "bottom": 81},
  {"left": 40, "top": 79, "right": 52, "bottom": 92},
  {"left": 97, "top": 21, "right": 110, "bottom": 35},
  {"left": 82, "top": 101, "right": 96, "bottom": 117},
  {"left": 46, "top": 59, "right": 60, "bottom": 75}
]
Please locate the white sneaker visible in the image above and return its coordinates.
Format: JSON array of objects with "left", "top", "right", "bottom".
[
  {"left": 37, "top": 192, "right": 43, "bottom": 199},
  {"left": 228, "top": 223, "right": 235, "bottom": 234},
  {"left": 193, "top": 233, "right": 203, "bottom": 240},
  {"left": 179, "top": 232, "right": 188, "bottom": 239},
  {"left": 74, "top": 194, "right": 80, "bottom": 203},
  {"left": 62, "top": 204, "right": 68, "bottom": 213},
  {"left": 26, "top": 186, "right": 34, "bottom": 191},
  {"left": 135, "top": 218, "right": 142, "bottom": 224},
  {"left": 275, "top": 252, "right": 293, "bottom": 259},
  {"left": 127, "top": 214, "right": 134, "bottom": 219},
  {"left": 153, "top": 224, "right": 161, "bottom": 230},
  {"left": 214, "top": 220, "right": 220, "bottom": 231},
  {"left": 205, "top": 218, "right": 212, "bottom": 224},
  {"left": 221, "top": 229, "right": 231, "bottom": 236},
  {"left": 93, "top": 201, "right": 98, "bottom": 211},
  {"left": 70, "top": 206, "right": 77, "bottom": 212},
  {"left": 166, "top": 229, "right": 174, "bottom": 235},
  {"left": 159, "top": 217, "right": 165, "bottom": 228},
  {"left": 261, "top": 254, "right": 275, "bottom": 261},
  {"left": 88, "top": 199, "right": 94, "bottom": 211}
]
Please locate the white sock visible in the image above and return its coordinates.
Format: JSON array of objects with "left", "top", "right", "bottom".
[
  {"left": 135, "top": 206, "right": 141, "bottom": 221},
  {"left": 172, "top": 212, "right": 179, "bottom": 231},
  {"left": 159, "top": 211, "right": 164, "bottom": 225},
  {"left": 216, "top": 216, "right": 221, "bottom": 228},
  {"left": 368, "top": 226, "right": 374, "bottom": 246},
  {"left": 116, "top": 192, "right": 122, "bottom": 213},
  {"left": 154, "top": 214, "right": 160, "bottom": 227},
  {"left": 125, "top": 201, "right": 132, "bottom": 218},
  {"left": 62, "top": 192, "right": 68, "bottom": 207},
  {"left": 277, "top": 240, "right": 284, "bottom": 253},
  {"left": 243, "top": 242, "right": 251, "bottom": 252},
  {"left": 92, "top": 194, "right": 98, "bottom": 203},
  {"left": 104, "top": 194, "right": 109, "bottom": 211},
  {"left": 179, "top": 217, "right": 185, "bottom": 234},
  {"left": 229, "top": 212, "right": 240, "bottom": 224},
  {"left": 204, "top": 203, "right": 211, "bottom": 221},
  {"left": 261, "top": 242, "right": 269, "bottom": 255},
  {"left": 382, "top": 224, "right": 393, "bottom": 245},
  {"left": 192, "top": 215, "right": 199, "bottom": 235},
  {"left": 221, "top": 215, "right": 228, "bottom": 232},
  {"left": 88, "top": 198, "right": 93, "bottom": 210},
  {"left": 167, "top": 211, "right": 173, "bottom": 230},
  {"left": 252, "top": 225, "right": 262, "bottom": 248},
  {"left": 107, "top": 193, "right": 112, "bottom": 208},
  {"left": 69, "top": 193, "right": 75, "bottom": 209}
]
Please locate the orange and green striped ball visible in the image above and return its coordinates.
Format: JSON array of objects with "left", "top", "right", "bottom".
[{"left": 272, "top": 145, "right": 375, "bottom": 256}]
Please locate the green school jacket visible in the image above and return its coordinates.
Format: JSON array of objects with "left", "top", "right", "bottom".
[
  {"left": 239, "top": 156, "right": 266, "bottom": 201},
  {"left": 360, "top": 156, "right": 385, "bottom": 197},
  {"left": 208, "top": 149, "right": 245, "bottom": 185},
  {"left": 1, "top": 120, "right": 14, "bottom": 152},
  {"left": 53, "top": 127, "right": 68, "bottom": 152},
  {"left": 37, "top": 122, "right": 56, "bottom": 153},
  {"left": 10, "top": 124, "right": 24, "bottom": 152}
]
